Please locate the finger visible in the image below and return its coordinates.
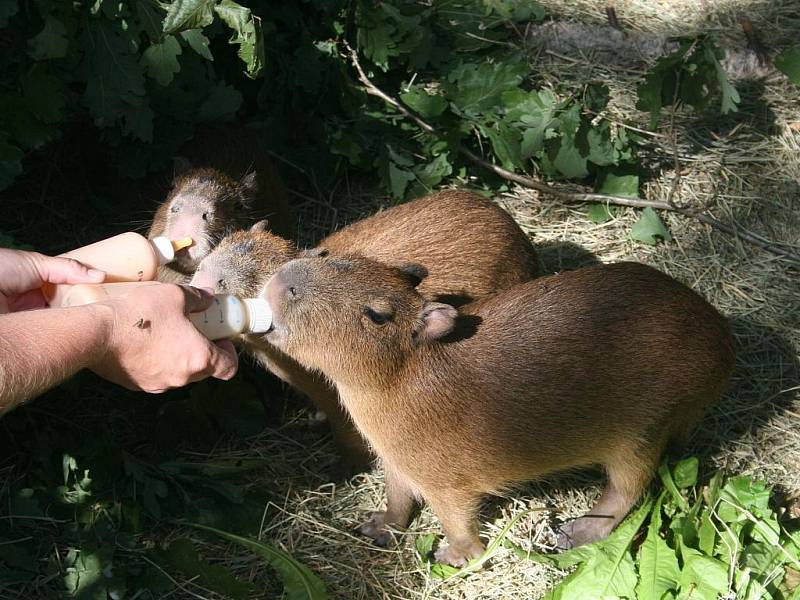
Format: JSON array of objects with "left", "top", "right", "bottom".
[
  {"left": 208, "top": 339, "right": 239, "bottom": 381},
  {"left": 32, "top": 254, "right": 105, "bottom": 286},
  {"left": 180, "top": 285, "right": 214, "bottom": 314}
]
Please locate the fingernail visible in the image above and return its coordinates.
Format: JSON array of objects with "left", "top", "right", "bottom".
[{"left": 88, "top": 268, "right": 105, "bottom": 281}]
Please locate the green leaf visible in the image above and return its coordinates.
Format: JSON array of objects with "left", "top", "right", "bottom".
[
  {"left": 677, "top": 549, "right": 729, "bottom": 600},
  {"left": 597, "top": 172, "right": 639, "bottom": 199},
  {"left": 187, "top": 523, "right": 328, "bottom": 600},
  {"left": 631, "top": 207, "right": 671, "bottom": 245},
  {"left": 21, "top": 69, "right": 66, "bottom": 123},
  {"left": 214, "top": 0, "right": 264, "bottom": 77},
  {"left": 141, "top": 35, "right": 182, "bottom": 86},
  {"left": 388, "top": 161, "right": 415, "bottom": 198},
  {"left": 707, "top": 46, "right": 739, "bottom": 114},
  {"left": 587, "top": 203, "right": 616, "bottom": 223},
  {"left": 153, "top": 538, "right": 252, "bottom": 599},
  {"left": 400, "top": 87, "right": 447, "bottom": 118},
  {"left": 28, "top": 15, "right": 68, "bottom": 60},
  {"left": 83, "top": 19, "right": 147, "bottom": 129},
  {"left": 180, "top": 29, "right": 213, "bottom": 60},
  {"left": 446, "top": 60, "right": 527, "bottom": 115},
  {"left": 0, "top": 0, "right": 18, "bottom": 28},
  {"left": 521, "top": 496, "right": 654, "bottom": 598},
  {"left": 637, "top": 492, "right": 680, "bottom": 600},
  {"left": 478, "top": 121, "right": 521, "bottom": 171},
  {"left": 697, "top": 508, "right": 716, "bottom": 556},
  {"left": 673, "top": 457, "right": 699, "bottom": 489},
  {"left": 197, "top": 82, "right": 242, "bottom": 121},
  {"left": 775, "top": 46, "right": 800, "bottom": 86},
  {"left": 162, "top": 0, "right": 216, "bottom": 34}
]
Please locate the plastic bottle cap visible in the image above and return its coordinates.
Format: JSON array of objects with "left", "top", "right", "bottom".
[
  {"left": 243, "top": 298, "right": 273, "bottom": 333},
  {"left": 171, "top": 237, "right": 193, "bottom": 252},
  {"left": 151, "top": 236, "right": 175, "bottom": 265}
]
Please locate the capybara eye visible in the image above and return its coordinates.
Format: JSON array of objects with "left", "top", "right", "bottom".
[
  {"left": 317, "top": 249, "right": 330, "bottom": 258},
  {"left": 202, "top": 212, "right": 209, "bottom": 221},
  {"left": 170, "top": 205, "right": 180, "bottom": 213},
  {"left": 364, "top": 307, "right": 392, "bottom": 325},
  {"left": 288, "top": 286, "right": 297, "bottom": 298},
  {"left": 217, "top": 279, "right": 225, "bottom": 289}
]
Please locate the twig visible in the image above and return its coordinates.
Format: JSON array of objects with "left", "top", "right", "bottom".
[{"left": 344, "top": 43, "right": 800, "bottom": 265}]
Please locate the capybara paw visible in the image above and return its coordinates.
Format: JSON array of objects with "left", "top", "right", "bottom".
[
  {"left": 357, "top": 511, "right": 392, "bottom": 546},
  {"left": 433, "top": 541, "right": 485, "bottom": 567},
  {"left": 556, "top": 517, "right": 612, "bottom": 551}
]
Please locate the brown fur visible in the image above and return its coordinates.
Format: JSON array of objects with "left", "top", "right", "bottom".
[
  {"left": 148, "top": 123, "right": 292, "bottom": 282},
  {"left": 192, "top": 190, "right": 540, "bottom": 472},
  {"left": 262, "top": 257, "right": 735, "bottom": 565}
]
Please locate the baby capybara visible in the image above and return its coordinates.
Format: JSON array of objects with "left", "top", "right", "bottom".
[
  {"left": 190, "top": 190, "right": 540, "bottom": 471},
  {"left": 148, "top": 123, "right": 292, "bottom": 282},
  {"left": 261, "top": 256, "right": 734, "bottom": 565}
]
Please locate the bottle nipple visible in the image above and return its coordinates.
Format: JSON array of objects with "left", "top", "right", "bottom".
[{"left": 171, "top": 237, "right": 193, "bottom": 252}]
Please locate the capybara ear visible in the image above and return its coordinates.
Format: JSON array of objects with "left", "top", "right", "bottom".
[
  {"left": 397, "top": 263, "right": 428, "bottom": 288},
  {"left": 250, "top": 219, "right": 269, "bottom": 233},
  {"left": 172, "top": 156, "right": 193, "bottom": 178},
  {"left": 240, "top": 171, "right": 259, "bottom": 207},
  {"left": 416, "top": 302, "right": 458, "bottom": 344}
]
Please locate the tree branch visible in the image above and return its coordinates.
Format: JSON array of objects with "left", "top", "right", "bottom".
[{"left": 344, "top": 43, "right": 800, "bottom": 265}]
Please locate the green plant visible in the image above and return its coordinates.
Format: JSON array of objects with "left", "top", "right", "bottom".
[{"left": 507, "top": 459, "right": 800, "bottom": 599}]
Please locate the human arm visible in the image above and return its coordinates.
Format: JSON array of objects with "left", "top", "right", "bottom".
[
  {"left": 0, "top": 284, "right": 239, "bottom": 414},
  {"left": 0, "top": 249, "right": 238, "bottom": 413}
]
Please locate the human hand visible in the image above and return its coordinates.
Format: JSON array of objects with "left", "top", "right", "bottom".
[
  {"left": 90, "top": 284, "right": 238, "bottom": 393},
  {"left": 0, "top": 248, "right": 105, "bottom": 314}
]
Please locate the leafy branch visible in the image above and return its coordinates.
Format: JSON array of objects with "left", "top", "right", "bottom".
[{"left": 345, "top": 43, "right": 800, "bottom": 264}]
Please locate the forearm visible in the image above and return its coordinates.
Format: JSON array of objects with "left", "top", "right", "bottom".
[{"left": 0, "top": 304, "right": 111, "bottom": 414}]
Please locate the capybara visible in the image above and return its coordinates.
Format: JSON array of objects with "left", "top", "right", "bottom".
[
  {"left": 261, "top": 256, "right": 735, "bottom": 565},
  {"left": 190, "top": 190, "right": 540, "bottom": 472},
  {"left": 148, "top": 124, "right": 292, "bottom": 282}
]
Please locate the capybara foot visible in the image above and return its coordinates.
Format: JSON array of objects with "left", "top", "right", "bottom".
[
  {"left": 433, "top": 540, "right": 485, "bottom": 567},
  {"left": 556, "top": 515, "right": 615, "bottom": 550},
  {"left": 357, "top": 511, "right": 393, "bottom": 547}
]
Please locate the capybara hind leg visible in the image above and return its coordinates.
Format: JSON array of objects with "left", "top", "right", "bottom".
[
  {"left": 358, "top": 467, "right": 416, "bottom": 547},
  {"left": 429, "top": 493, "right": 485, "bottom": 567},
  {"left": 557, "top": 450, "right": 659, "bottom": 550}
]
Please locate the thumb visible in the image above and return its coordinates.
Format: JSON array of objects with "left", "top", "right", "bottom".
[
  {"left": 33, "top": 254, "right": 106, "bottom": 285},
  {"left": 180, "top": 285, "right": 215, "bottom": 314}
]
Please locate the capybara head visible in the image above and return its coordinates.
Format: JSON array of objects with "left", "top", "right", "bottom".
[
  {"left": 190, "top": 224, "right": 297, "bottom": 297},
  {"left": 263, "top": 255, "right": 458, "bottom": 378},
  {"left": 161, "top": 165, "right": 260, "bottom": 273}
]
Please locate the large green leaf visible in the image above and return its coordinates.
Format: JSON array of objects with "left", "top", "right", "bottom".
[
  {"left": 400, "top": 87, "right": 448, "bottom": 118},
  {"left": 676, "top": 549, "right": 729, "bottom": 600},
  {"left": 520, "top": 496, "right": 654, "bottom": 599},
  {"left": 140, "top": 35, "right": 182, "bottom": 86},
  {"left": 214, "top": 0, "right": 264, "bottom": 77},
  {"left": 162, "top": 0, "right": 216, "bottom": 34},
  {"left": 637, "top": 492, "right": 680, "bottom": 600},
  {"left": 188, "top": 523, "right": 328, "bottom": 600}
]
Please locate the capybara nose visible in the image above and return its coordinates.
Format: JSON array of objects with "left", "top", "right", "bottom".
[{"left": 189, "top": 268, "right": 217, "bottom": 291}]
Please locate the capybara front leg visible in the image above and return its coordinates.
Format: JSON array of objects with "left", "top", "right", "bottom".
[{"left": 358, "top": 466, "right": 416, "bottom": 547}]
